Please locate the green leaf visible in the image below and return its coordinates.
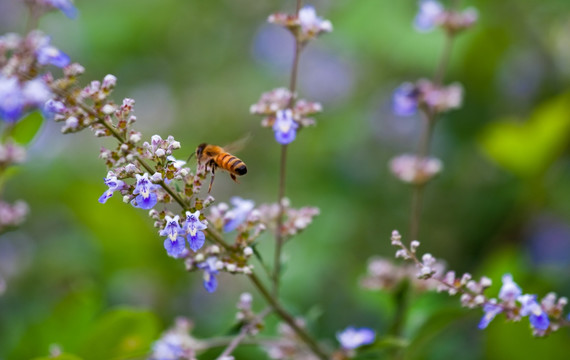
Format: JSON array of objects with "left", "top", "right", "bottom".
[
  {"left": 7, "top": 288, "right": 101, "bottom": 360},
  {"left": 406, "top": 306, "right": 468, "bottom": 359},
  {"left": 32, "top": 353, "right": 84, "bottom": 360},
  {"left": 479, "top": 93, "right": 570, "bottom": 178},
  {"left": 10, "top": 111, "right": 44, "bottom": 145},
  {"left": 78, "top": 308, "right": 160, "bottom": 360}
]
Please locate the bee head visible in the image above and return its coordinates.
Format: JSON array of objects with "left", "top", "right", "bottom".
[{"left": 196, "top": 143, "right": 207, "bottom": 161}]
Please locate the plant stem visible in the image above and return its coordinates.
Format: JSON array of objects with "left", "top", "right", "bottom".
[
  {"left": 408, "top": 29, "right": 455, "bottom": 240},
  {"left": 433, "top": 32, "right": 454, "bottom": 86},
  {"left": 217, "top": 307, "right": 272, "bottom": 359},
  {"left": 272, "top": 0, "right": 303, "bottom": 297},
  {"left": 408, "top": 113, "right": 435, "bottom": 240},
  {"left": 248, "top": 273, "right": 329, "bottom": 360}
]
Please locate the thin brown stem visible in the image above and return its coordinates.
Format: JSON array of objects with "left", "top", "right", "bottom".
[
  {"left": 272, "top": 1, "right": 303, "bottom": 297},
  {"left": 433, "top": 32, "right": 454, "bottom": 86},
  {"left": 408, "top": 28, "right": 456, "bottom": 240},
  {"left": 217, "top": 307, "right": 272, "bottom": 359},
  {"left": 248, "top": 273, "right": 329, "bottom": 360},
  {"left": 408, "top": 112, "right": 435, "bottom": 240},
  {"left": 272, "top": 143, "right": 288, "bottom": 295}
]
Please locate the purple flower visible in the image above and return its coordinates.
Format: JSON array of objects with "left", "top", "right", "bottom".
[
  {"left": 44, "top": 0, "right": 78, "bottom": 19},
  {"left": 414, "top": 0, "right": 444, "bottom": 32},
  {"left": 43, "top": 99, "right": 66, "bottom": 119},
  {"left": 36, "top": 37, "right": 70, "bottom": 68},
  {"left": 131, "top": 173, "right": 158, "bottom": 209},
  {"left": 273, "top": 109, "right": 298, "bottom": 145},
  {"left": 518, "top": 294, "right": 550, "bottom": 331},
  {"left": 184, "top": 210, "right": 207, "bottom": 252},
  {"left": 98, "top": 173, "right": 125, "bottom": 203},
  {"left": 392, "top": 82, "right": 419, "bottom": 116},
  {"left": 336, "top": 327, "right": 376, "bottom": 350},
  {"left": 0, "top": 76, "right": 24, "bottom": 123},
  {"left": 223, "top": 197, "right": 255, "bottom": 232},
  {"left": 160, "top": 215, "right": 186, "bottom": 257},
  {"left": 498, "top": 274, "right": 522, "bottom": 302},
  {"left": 197, "top": 257, "right": 219, "bottom": 293},
  {"left": 478, "top": 302, "right": 502, "bottom": 329}
]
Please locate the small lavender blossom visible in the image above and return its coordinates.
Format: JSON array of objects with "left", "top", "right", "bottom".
[
  {"left": 197, "top": 256, "right": 219, "bottom": 293},
  {"left": 98, "top": 173, "right": 125, "bottom": 204},
  {"left": 478, "top": 302, "right": 502, "bottom": 329},
  {"left": 160, "top": 216, "right": 186, "bottom": 257},
  {"left": 0, "top": 76, "right": 24, "bottom": 122},
  {"left": 498, "top": 274, "right": 522, "bottom": 302},
  {"left": 392, "top": 82, "right": 419, "bottom": 116},
  {"left": 223, "top": 197, "right": 255, "bottom": 232},
  {"left": 414, "top": 0, "right": 444, "bottom": 32},
  {"left": 273, "top": 109, "right": 298, "bottom": 145},
  {"left": 43, "top": 0, "right": 78, "bottom": 19},
  {"left": 519, "top": 294, "right": 550, "bottom": 331},
  {"left": 185, "top": 211, "right": 207, "bottom": 252},
  {"left": 298, "top": 6, "right": 333, "bottom": 36},
  {"left": 336, "top": 327, "right": 376, "bottom": 350},
  {"left": 36, "top": 38, "right": 70, "bottom": 68},
  {"left": 131, "top": 173, "right": 158, "bottom": 209}
]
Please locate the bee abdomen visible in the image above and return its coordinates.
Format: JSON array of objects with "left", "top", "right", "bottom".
[
  {"left": 217, "top": 153, "right": 247, "bottom": 176},
  {"left": 235, "top": 164, "right": 247, "bottom": 175}
]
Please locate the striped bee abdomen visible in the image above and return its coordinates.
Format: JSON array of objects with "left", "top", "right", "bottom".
[{"left": 216, "top": 153, "right": 247, "bottom": 176}]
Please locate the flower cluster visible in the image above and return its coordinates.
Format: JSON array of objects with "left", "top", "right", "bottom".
[
  {"left": 149, "top": 318, "right": 203, "bottom": 360},
  {"left": 0, "top": 200, "right": 29, "bottom": 233},
  {"left": 389, "top": 154, "right": 443, "bottom": 185},
  {"left": 256, "top": 198, "right": 320, "bottom": 239},
  {"left": 390, "top": 230, "right": 570, "bottom": 337},
  {"left": 0, "top": 30, "right": 71, "bottom": 123},
  {"left": 251, "top": 5, "right": 331, "bottom": 145},
  {"left": 392, "top": 79, "right": 463, "bottom": 117},
  {"left": 268, "top": 5, "right": 332, "bottom": 43},
  {"left": 361, "top": 256, "right": 442, "bottom": 292},
  {"left": 414, "top": 0, "right": 478, "bottom": 34},
  {"left": 263, "top": 319, "right": 318, "bottom": 360}
]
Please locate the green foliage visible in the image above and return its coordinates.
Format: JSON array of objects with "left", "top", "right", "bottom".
[
  {"left": 10, "top": 111, "right": 44, "bottom": 145},
  {"left": 32, "top": 354, "right": 84, "bottom": 360},
  {"left": 480, "top": 93, "right": 570, "bottom": 178},
  {"left": 78, "top": 308, "right": 160, "bottom": 360}
]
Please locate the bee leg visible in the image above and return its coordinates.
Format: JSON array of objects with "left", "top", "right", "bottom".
[
  {"left": 208, "top": 163, "right": 216, "bottom": 193},
  {"left": 230, "top": 173, "right": 240, "bottom": 184}
]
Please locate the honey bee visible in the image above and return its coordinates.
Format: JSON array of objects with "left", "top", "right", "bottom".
[{"left": 195, "top": 143, "right": 248, "bottom": 193}]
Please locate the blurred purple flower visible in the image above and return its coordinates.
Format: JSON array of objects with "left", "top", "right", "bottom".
[
  {"left": 392, "top": 82, "right": 419, "bottom": 116},
  {"left": 0, "top": 76, "right": 24, "bottom": 122},
  {"left": 43, "top": 0, "right": 78, "bottom": 19},
  {"left": 498, "top": 274, "right": 522, "bottom": 302},
  {"left": 478, "top": 302, "right": 502, "bottom": 329},
  {"left": 36, "top": 37, "right": 70, "bottom": 68},
  {"left": 414, "top": 0, "right": 444, "bottom": 32},
  {"left": 518, "top": 294, "right": 550, "bottom": 331},
  {"left": 197, "top": 257, "right": 219, "bottom": 293},
  {"left": 223, "top": 197, "right": 255, "bottom": 232},
  {"left": 336, "top": 327, "right": 376, "bottom": 349}
]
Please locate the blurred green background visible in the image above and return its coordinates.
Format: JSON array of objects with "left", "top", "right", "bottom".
[{"left": 1, "top": 0, "right": 570, "bottom": 359}]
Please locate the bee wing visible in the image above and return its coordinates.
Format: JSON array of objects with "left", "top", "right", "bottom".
[{"left": 222, "top": 133, "right": 252, "bottom": 154}]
